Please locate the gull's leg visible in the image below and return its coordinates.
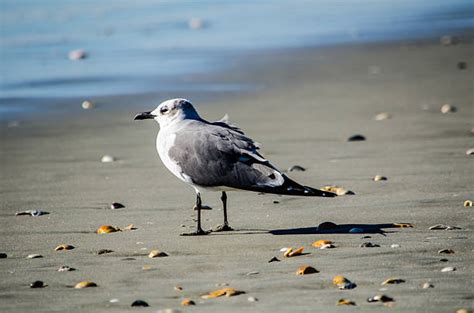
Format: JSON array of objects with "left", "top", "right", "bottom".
[
  {"left": 213, "top": 191, "right": 234, "bottom": 232},
  {"left": 181, "top": 192, "right": 210, "bottom": 236}
]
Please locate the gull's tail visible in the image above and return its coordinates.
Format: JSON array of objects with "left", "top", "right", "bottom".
[{"left": 256, "top": 175, "right": 337, "bottom": 197}]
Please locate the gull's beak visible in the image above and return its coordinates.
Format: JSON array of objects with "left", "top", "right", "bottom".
[{"left": 134, "top": 111, "right": 155, "bottom": 120}]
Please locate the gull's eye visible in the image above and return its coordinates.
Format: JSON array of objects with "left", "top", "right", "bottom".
[{"left": 160, "top": 107, "right": 168, "bottom": 114}]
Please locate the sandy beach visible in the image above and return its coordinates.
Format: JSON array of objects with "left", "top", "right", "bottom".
[{"left": 1, "top": 37, "right": 473, "bottom": 312}]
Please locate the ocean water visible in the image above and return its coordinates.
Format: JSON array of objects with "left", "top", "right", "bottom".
[{"left": 0, "top": 0, "right": 473, "bottom": 107}]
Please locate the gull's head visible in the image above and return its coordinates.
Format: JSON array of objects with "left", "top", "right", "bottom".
[{"left": 134, "top": 98, "right": 200, "bottom": 128}]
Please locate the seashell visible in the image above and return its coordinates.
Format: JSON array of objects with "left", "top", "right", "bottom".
[
  {"left": 373, "top": 175, "right": 387, "bottom": 181},
  {"left": 188, "top": 18, "right": 204, "bottom": 30},
  {"left": 367, "top": 294, "right": 394, "bottom": 303},
  {"left": 296, "top": 265, "right": 318, "bottom": 275},
  {"left": 321, "top": 186, "right": 354, "bottom": 196},
  {"left": 283, "top": 247, "right": 304, "bottom": 257},
  {"left": 288, "top": 165, "right": 306, "bottom": 172},
  {"left": 440, "top": 104, "right": 456, "bottom": 113},
  {"left": 312, "top": 240, "right": 333, "bottom": 248},
  {"left": 381, "top": 278, "right": 405, "bottom": 285},
  {"left": 0, "top": 253, "right": 7, "bottom": 258},
  {"left": 456, "top": 309, "right": 471, "bottom": 313},
  {"left": 101, "top": 155, "right": 115, "bottom": 163},
  {"left": 58, "top": 265, "right": 75, "bottom": 272},
  {"left": 16, "top": 210, "right": 49, "bottom": 217},
  {"left": 374, "top": 112, "right": 391, "bottom": 121},
  {"left": 440, "top": 35, "right": 457, "bottom": 46},
  {"left": 464, "top": 200, "right": 473, "bottom": 206},
  {"left": 68, "top": 49, "right": 87, "bottom": 60},
  {"left": 347, "top": 134, "right": 366, "bottom": 142},
  {"left": 174, "top": 286, "right": 183, "bottom": 291},
  {"left": 247, "top": 296, "right": 258, "bottom": 302},
  {"left": 246, "top": 271, "right": 259, "bottom": 276},
  {"left": 268, "top": 256, "right": 280, "bottom": 263},
  {"left": 441, "top": 266, "right": 456, "bottom": 272},
  {"left": 26, "top": 254, "right": 43, "bottom": 259},
  {"left": 201, "top": 287, "right": 245, "bottom": 299},
  {"left": 74, "top": 281, "right": 97, "bottom": 289},
  {"left": 131, "top": 300, "right": 149, "bottom": 307},
  {"left": 30, "top": 281, "right": 45, "bottom": 288},
  {"left": 438, "top": 249, "right": 455, "bottom": 254},
  {"left": 422, "top": 282, "right": 434, "bottom": 289},
  {"left": 109, "top": 298, "right": 119, "bottom": 303},
  {"left": 317, "top": 221, "right": 338, "bottom": 230},
  {"left": 96, "top": 225, "right": 120, "bottom": 234},
  {"left": 54, "top": 244, "right": 75, "bottom": 251},
  {"left": 390, "top": 244, "right": 400, "bottom": 248},
  {"left": 429, "top": 224, "right": 461, "bottom": 230},
  {"left": 457, "top": 61, "right": 467, "bottom": 70},
  {"left": 81, "top": 100, "right": 94, "bottom": 109},
  {"left": 466, "top": 149, "right": 474, "bottom": 156},
  {"left": 96, "top": 249, "right": 114, "bottom": 255},
  {"left": 320, "top": 243, "right": 335, "bottom": 249},
  {"left": 349, "top": 228, "right": 363, "bottom": 233},
  {"left": 333, "top": 276, "right": 356, "bottom": 289},
  {"left": 110, "top": 202, "right": 125, "bottom": 209},
  {"left": 124, "top": 224, "right": 137, "bottom": 230},
  {"left": 393, "top": 223, "right": 414, "bottom": 228},
  {"left": 337, "top": 299, "right": 356, "bottom": 306},
  {"left": 360, "top": 242, "right": 380, "bottom": 248},
  {"left": 181, "top": 298, "right": 195, "bottom": 306},
  {"left": 148, "top": 250, "right": 168, "bottom": 258}
]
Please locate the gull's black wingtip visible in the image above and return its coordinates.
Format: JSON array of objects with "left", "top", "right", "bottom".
[{"left": 306, "top": 186, "right": 337, "bottom": 197}]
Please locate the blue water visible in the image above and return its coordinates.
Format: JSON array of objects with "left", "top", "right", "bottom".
[{"left": 0, "top": 0, "right": 473, "bottom": 103}]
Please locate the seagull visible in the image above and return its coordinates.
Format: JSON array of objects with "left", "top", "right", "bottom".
[{"left": 134, "top": 98, "right": 336, "bottom": 235}]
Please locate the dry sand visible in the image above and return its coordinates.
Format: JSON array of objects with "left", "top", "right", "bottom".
[{"left": 1, "top": 38, "right": 473, "bottom": 312}]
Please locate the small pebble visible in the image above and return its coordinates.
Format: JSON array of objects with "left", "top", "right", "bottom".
[
  {"left": 268, "top": 256, "right": 280, "bottom": 263},
  {"left": 438, "top": 248, "right": 455, "bottom": 254},
  {"left": 440, "top": 104, "right": 456, "bottom": 114},
  {"left": 441, "top": 266, "right": 456, "bottom": 272},
  {"left": 68, "top": 49, "right": 87, "bottom": 60},
  {"left": 101, "top": 155, "right": 115, "bottom": 163},
  {"left": 110, "top": 202, "right": 125, "bottom": 209},
  {"left": 26, "top": 254, "right": 43, "bottom": 259},
  {"left": 374, "top": 112, "right": 391, "bottom": 121},
  {"left": 96, "top": 249, "right": 114, "bottom": 255},
  {"left": 0, "top": 253, "right": 7, "bottom": 258},
  {"left": 349, "top": 228, "right": 364, "bottom": 233},
  {"left": 422, "top": 282, "right": 434, "bottom": 289},
  {"left": 81, "top": 100, "right": 94, "bottom": 109},
  {"left": 347, "top": 134, "right": 366, "bottom": 142},
  {"left": 188, "top": 18, "right": 204, "bottom": 30},
  {"left": 109, "top": 298, "right": 119, "bottom": 303},
  {"left": 464, "top": 200, "right": 473, "bottom": 206},
  {"left": 288, "top": 165, "right": 306, "bottom": 172},
  {"left": 390, "top": 244, "right": 400, "bottom": 248},
  {"left": 360, "top": 242, "right": 380, "bottom": 248},
  {"left": 466, "top": 149, "right": 474, "bottom": 156},
  {"left": 373, "top": 175, "right": 387, "bottom": 181},
  {"left": 247, "top": 296, "right": 258, "bottom": 302},
  {"left": 30, "top": 281, "right": 45, "bottom": 288},
  {"left": 457, "top": 61, "right": 467, "bottom": 70},
  {"left": 57, "top": 265, "right": 75, "bottom": 272},
  {"left": 131, "top": 300, "right": 149, "bottom": 307}
]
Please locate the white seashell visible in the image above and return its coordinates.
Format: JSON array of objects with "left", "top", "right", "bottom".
[
  {"left": 373, "top": 175, "right": 387, "bottom": 181},
  {"left": 247, "top": 296, "right": 258, "bottom": 302},
  {"left": 26, "top": 254, "right": 43, "bottom": 259},
  {"left": 280, "top": 247, "right": 289, "bottom": 252},
  {"left": 441, "top": 266, "right": 456, "bottom": 272},
  {"left": 81, "top": 101, "right": 94, "bottom": 109},
  {"left": 101, "top": 155, "right": 115, "bottom": 163},
  {"left": 440, "top": 104, "right": 456, "bottom": 113},
  {"left": 390, "top": 244, "right": 400, "bottom": 248},
  {"left": 68, "top": 49, "right": 87, "bottom": 60},
  {"left": 422, "top": 282, "right": 434, "bottom": 289},
  {"left": 109, "top": 298, "right": 119, "bottom": 303},
  {"left": 466, "top": 148, "right": 474, "bottom": 155},
  {"left": 374, "top": 112, "right": 391, "bottom": 121}
]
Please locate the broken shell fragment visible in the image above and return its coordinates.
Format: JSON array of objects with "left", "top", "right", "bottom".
[
  {"left": 96, "top": 225, "right": 120, "bottom": 234},
  {"left": 441, "top": 266, "right": 456, "bottom": 272},
  {"left": 58, "top": 265, "right": 75, "bottom": 272},
  {"left": 393, "top": 223, "right": 414, "bottom": 228},
  {"left": 201, "top": 287, "right": 245, "bottom": 299},
  {"left": 441, "top": 104, "right": 456, "bottom": 113},
  {"left": 429, "top": 224, "right": 461, "bottom": 230},
  {"left": 374, "top": 112, "right": 391, "bottom": 121},
  {"left": 381, "top": 278, "right": 405, "bottom": 285},
  {"left": 288, "top": 165, "right": 306, "bottom": 172},
  {"left": 337, "top": 299, "right": 356, "bottom": 306},
  {"left": 373, "top": 175, "right": 387, "bottom": 181},
  {"left": 464, "top": 200, "right": 473, "bottom": 206},
  {"left": 283, "top": 247, "right": 304, "bottom": 257},
  {"left": 296, "top": 265, "right": 318, "bottom": 275},
  {"left": 74, "top": 281, "right": 97, "bottom": 289},
  {"left": 422, "top": 282, "right": 434, "bottom": 289},
  {"left": 124, "top": 224, "right": 137, "bottom": 231},
  {"left": 148, "top": 250, "right": 168, "bottom": 258},
  {"left": 312, "top": 240, "right": 333, "bottom": 248},
  {"left": 181, "top": 298, "right": 195, "bottom": 306},
  {"left": 367, "top": 294, "right": 394, "bottom": 303},
  {"left": 30, "top": 280, "right": 45, "bottom": 288},
  {"left": 101, "top": 155, "right": 115, "bottom": 163},
  {"left": 110, "top": 202, "right": 125, "bottom": 209},
  {"left": 321, "top": 186, "right": 354, "bottom": 196},
  {"left": 438, "top": 249, "right": 455, "bottom": 254},
  {"left": 174, "top": 286, "right": 183, "bottom": 291},
  {"left": 54, "top": 244, "right": 75, "bottom": 251},
  {"left": 347, "top": 134, "right": 366, "bottom": 142},
  {"left": 332, "top": 276, "right": 356, "bottom": 289},
  {"left": 131, "top": 300, "right": 149, "bottom": 307},
  {"left": 26, "top": 254, "right": 43, "bottom": 259}
]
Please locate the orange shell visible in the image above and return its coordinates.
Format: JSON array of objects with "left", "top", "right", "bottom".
[
  {"left": 181, "top": 298, "right": 195, "bottom": 306},
  {"left": 337, "top": 299, "right": 356, "bottom": 306},
  {"left": 296, "top": 265, "right": 318, "bottom": 275},
  {"left": 148, "top": 250, "right": 169, "bottom": 258},
  {"left": 201, "top": 287, "right": 244, "bottom": 299},
  {"left": 393, "top": 223, "right": 414, "bottom": 228},
  {"left": 96, "top": 225, "right": 120, "bottom": 234},
  {"left": 332, "top": 275, "right": 348, "bottom": 285},
  {"left": 54, "top": 244, "right": 75, "bottom": 251},
  {"left": 312, "top": 240, "right": 333, "bottom": 248},
  {"left": 321, "top": 185, "right": 353, "bottom": 196},
  {"left": 284, "top": 246, "right": 304, "bottom": 257},
  {"left": 74, "top": 281, "right": 97, "bottom": 289}
]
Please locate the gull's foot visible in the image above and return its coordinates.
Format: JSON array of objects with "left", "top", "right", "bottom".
[
  {"left": 213, "top": 224, "right": 234, "bottom": 232},
  {"left": 180, "top": 229, "right": 211, "bottom": 236}
]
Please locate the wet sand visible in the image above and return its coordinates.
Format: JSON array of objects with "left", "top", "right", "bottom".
[{"left": 1, "top": 38, "right": 473, "bottom": 312}]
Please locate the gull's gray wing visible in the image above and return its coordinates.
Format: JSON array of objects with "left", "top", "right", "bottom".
[{"left": 168, "top": 121, "right": 336, "bottom": 197}]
